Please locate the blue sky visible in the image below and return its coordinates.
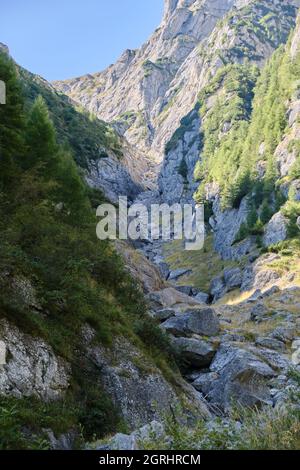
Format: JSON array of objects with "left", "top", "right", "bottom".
[{"left": 1, "top": 0, "right": 163, "bottom": 81}]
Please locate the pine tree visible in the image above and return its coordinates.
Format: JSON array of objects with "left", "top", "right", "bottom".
[
  {"left": 24, "top": 95, "right": 58, "bottom": 174},
  {"left": 0, "top": 51, "right": 25, "bottom": 189}
]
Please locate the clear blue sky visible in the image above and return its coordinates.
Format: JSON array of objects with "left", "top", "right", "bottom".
[{"left": 1, "top": 0, "right": 164, "bottom": 81}]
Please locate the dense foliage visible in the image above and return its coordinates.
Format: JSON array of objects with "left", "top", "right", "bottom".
[
  {"left": 19, "top": 67, "right": 122, "bottom": 167},
  {"left": 192, "top": 32, "right": 300, "bottom": 239},
  {"left": 0, "top": 51, "right": 174, "bottom": 448}
]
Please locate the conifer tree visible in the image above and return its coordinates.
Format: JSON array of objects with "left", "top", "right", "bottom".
[{"left": 0, "top": 52, "right": 25, "bottom": 189}]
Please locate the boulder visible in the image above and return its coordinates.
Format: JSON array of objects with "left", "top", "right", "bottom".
[
  {"left": 85, "top": 334, "right": 210, "bottom": 430},
  {"left": 210, "top": 276, "right": 226, "bottom": 301},
  {"left": 175, "top": 285, "right": 193, "bottom": 296},
  {"left": 95, "top": 421, "right": 165, "bottom": 451},
  {"left": 223, "top": 267, "right": 242, "bottom": 291},
  {"left": 246, "top": 289, "right": 263, "bottom": 303},
  {"left": 194, "top": 292, "right": 209, "bottom": 304},
  {"left": 172, "top": 337, "right": 216, "bottom": 368},
  {"left": 150, "top": 308, "right": 176, "bottom": 322},
  {"left": 168, "top": 268, "right": 192, "bottom": 281},
  {"left": 161, "top": 308, "right": 220, "bottom": 337},
  {"left": 262, "top": 285, "right": 281, "bottom": 298},
  {"left": 158, "top": 262, "right": 170, "bottom": 280},
  {"left": 263, "top": 212, "right": 288, "bottom": 247},
  {"left": 250, "top": 302, "right": 269, "bottom": 322},
  {"left": 255, "top": 337, "right": 286, "bottom": 352},
  {"left": 271, "top": 325, "right": 296, "bottom": 343},
  {"left": 247, "top": 346, "right": 290, "bottom": 372},
  {"left": 147, "top": 287, "right": 203, "bottom": 310},
  {"left": 207, "top": 344, "right": 276, "bottom": 410},
  {"left": 192, "top": 372, "right": 218, "bottom": 395}
]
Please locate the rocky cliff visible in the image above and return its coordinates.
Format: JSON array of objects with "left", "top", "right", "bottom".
[{"left": 54, "top": 0, "right": 300, "bottom": 173}]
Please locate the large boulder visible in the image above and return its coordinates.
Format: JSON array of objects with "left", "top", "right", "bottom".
[
  {"left": 205, "top": 344, "right": 276, "bottom": 411},
  {"left": 263, "top": 212, "right": 288, "bottom": 247},
  {"left": 161, "top": 308, "right": 220, "bottom": 337},
  {"left": 223, "top": 268, "right": 242, "bottom": 291},
  {"left": 172, "top": 337, "right": 217, "bottom": 368},
  {"left": 147, "top": 287, "right": 203, "bottom": 310}
]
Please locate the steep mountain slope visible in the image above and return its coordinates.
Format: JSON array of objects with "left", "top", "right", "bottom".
[
  {"left": 54, "top": 0, "right": 300, "bottom": 171},
  {"left": 0, "top": 49, "right": 208, "bottom": 450}
]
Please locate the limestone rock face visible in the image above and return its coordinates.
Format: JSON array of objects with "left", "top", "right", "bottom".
[
  {"left": 263, "top": 212, "right": 288, "bottom": 247},
  {"left": 0, "top": 319, "right": 70, "bottom": 401},
  {"left": 85, "top": 334, "right": 210, "bottom": 430},
  {"left": 54, "top": 1, "right": 300, "bottom": 173}
]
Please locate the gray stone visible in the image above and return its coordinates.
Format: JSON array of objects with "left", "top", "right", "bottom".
[
  {"left": 223, "top": 268, "right": 242, "bottom": 291},
  {"left": 263, "top": 212, "right": 288, "bottom": 247},
  {"left": 194, "top": 292, "right": 209, "bottom": 304},
  {"left": 262, "top": 285, "right": 281, "bottom": 298},
  {"left": 255, "top": 337, "right": 286, "bottom": 352},
  {"left": 151, "top": 308, "right": 176, "bottom": 322},
  {"left": 158, "top": 262, "right": 170, "bottom": 280},
  {"left": 161, "top": 308, "right": 220, "bottom": 337},
  {"left": 175, "top": 285, "right": 193, "bottom": 296},
  {"left": 168, "top": 268, "right": 192, "bottom": 281},
  {"left": 207, "top": 344, "right": 276, "bottom": 410},
  {"left": 289, "top": 179, "right": 300, "bottom": 201},
  {"left": 86, "top": 335, "right": 209, "bottom": 430},
  {"left": 250, "top": 303, "right": 269, "bottom": 322},
  {"left": 271, "top": 325, "right": 296, "bottom": 343},
  {"left": 95, "top": 421, "right": 165, "bottom": 450},
  {"left": 210, "top": 276, "right": 226, "bottom": 301},
  {"left": 192, "top": 372, "right": 218, "bottom": 395},
  {"left": 247, "top": 346, "right": 290, "bottom": 372},
  {"left": 172, "top": 337, "right": 216, "bottom": 368},
  {"left": 246, "top": 289, "right": 263, "bottom": 303}
]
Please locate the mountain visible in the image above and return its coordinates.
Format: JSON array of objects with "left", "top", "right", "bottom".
[{"left": 54, "top": 0, "right": 300, "bottom": 171}]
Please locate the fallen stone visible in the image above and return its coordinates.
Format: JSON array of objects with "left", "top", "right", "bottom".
[
  {"left": 192, "top": 372, "right": 218, "bottom": 395},
  {"left": 147, "top": 287, "right": 203, "bottom": 309},
  {"left": 194, "top": 292, "right": 209, "bottom": 304},
  {"left": 250, "top": 303, "right": 269, "bottom": 322},
  {"left": 168, "top": 268, "right": 192, "bottom": 281},
  {"left": 172, "top": 337, "right": 216, "bottom": 368},
  {"left": 175, "top": 285, "right": 193, "bottom": 296},
  {"left": 210, "top": 276, "right": 226, "bottom": 301},
  {"left": 255, "top": 337, "right": 286, "bottom": 352},
  {"left": 161, "top": 308, "right": 220, "bottom": 337},
  {"left": 263, "top": 212, "right": 288, "bottom": 247},
  {"left": 223, "top": 267, "right": 242, "bottom": 291},
  {"left": 271, "top": 325, "right": 296, "bottom": 343},
  {"left": 150, "top": 308, "right": 176, "bottom": 322},
  {"left": 207, "top": 344, "right": 276, "bottom": 410}
]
